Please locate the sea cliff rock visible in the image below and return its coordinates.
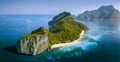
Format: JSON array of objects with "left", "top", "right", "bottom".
[{"left": 17, "top": 30, "right": 48, "bottom": 55}]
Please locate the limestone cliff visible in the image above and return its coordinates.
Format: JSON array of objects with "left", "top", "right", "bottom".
[{"left": 17, "top": 28, "right": 48, "bottom": 55}]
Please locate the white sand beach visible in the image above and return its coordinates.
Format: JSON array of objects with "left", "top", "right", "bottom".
[{"left": 51, "top": 30, "right": 85, "bottom": 49}]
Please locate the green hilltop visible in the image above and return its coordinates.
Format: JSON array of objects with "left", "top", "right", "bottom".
[
  {"left": 48, "top": 12, "right": 88, "bottom": 48},
  {"left": 31, "top": 12, "right": 88, "bottom": 48}
]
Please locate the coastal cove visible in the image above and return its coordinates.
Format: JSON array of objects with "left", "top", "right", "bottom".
[{"left": 51, "top": 30, "right": 84, "bottom": 49}]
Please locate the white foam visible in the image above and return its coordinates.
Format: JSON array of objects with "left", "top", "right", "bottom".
[{"left": 85, "top": 34, "right": 102, "bottom": 41}]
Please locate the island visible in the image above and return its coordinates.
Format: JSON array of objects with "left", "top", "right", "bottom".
[{"left": 17, "top": 12, "right": 88, "bottom": 55}]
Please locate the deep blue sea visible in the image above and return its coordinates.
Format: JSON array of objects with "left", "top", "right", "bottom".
[{"left": 0, "top": 14, "right": 120, "bottom": 62}]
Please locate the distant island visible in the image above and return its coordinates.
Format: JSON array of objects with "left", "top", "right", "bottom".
[
  {"left": 17, "top": 12, "right": 88, "bottom": 55},
  {"left": 76, "top": 5, "right": 120, "bottom": 22}
]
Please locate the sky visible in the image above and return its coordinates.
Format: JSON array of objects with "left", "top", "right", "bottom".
[{"left": 0, "top": 0, "right": 120, "bottom": 15}]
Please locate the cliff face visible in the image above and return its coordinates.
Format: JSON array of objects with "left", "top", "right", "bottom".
[
  {"left": 17, "top": 28, "right": 48, "bottom": 55},
  {"left": 77, "top": 5, "right": 120, "bottom": 21}
]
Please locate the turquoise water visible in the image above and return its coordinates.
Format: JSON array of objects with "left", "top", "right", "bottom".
[{"left": 0, "top": 15, "right": 120, "bottom": 62}]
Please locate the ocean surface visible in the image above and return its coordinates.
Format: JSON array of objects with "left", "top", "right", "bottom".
[{"left": 0, "top": 14, "right": 120, "bottom": 62}]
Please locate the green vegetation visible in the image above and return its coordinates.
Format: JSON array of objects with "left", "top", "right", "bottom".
[
  {"left": 20, "top": 34, "right": 39, "bottom": 42},
  {"left": 48, "top": 12, "right": 71, "bottom": 26},
  {"left": 48, "top": 12, "right": 88, "bottom": 47},
  {"left": 20, "top": 12, "right": 88, "bottom": 49},
  {"left": 20, "top": 27, "right": 49, "bottom": 45},
  {"left": 31, "top": 26, "right": 49, "bottom": 34}
]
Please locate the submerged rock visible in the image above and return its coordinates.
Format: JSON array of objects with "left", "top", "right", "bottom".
[{"left": 17, "top": 33, "right": 48, "bottom": 55}]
